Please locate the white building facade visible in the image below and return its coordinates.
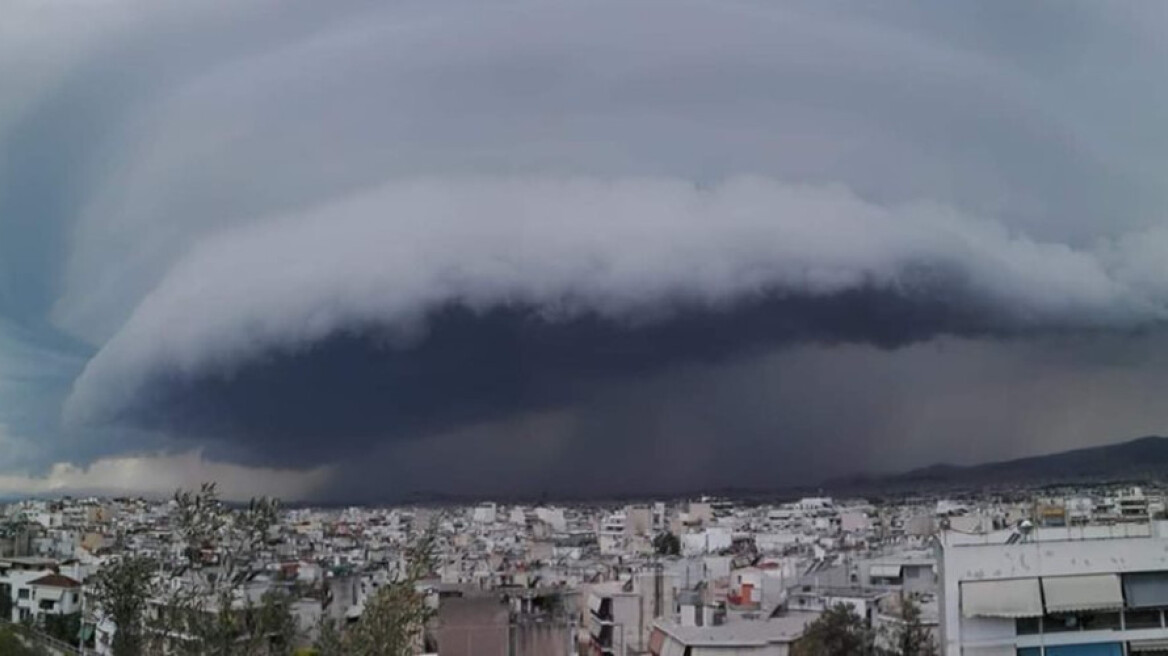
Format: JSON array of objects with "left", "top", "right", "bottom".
[{"left": 939, "top": 523, "right": 1168, "bottom": 656}]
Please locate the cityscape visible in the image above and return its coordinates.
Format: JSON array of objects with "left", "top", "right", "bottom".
[
  {"left": 6, "top": 1, "right": 1168, "bottom": 655},
  {"left": 0, "top": 463, "right": 1164, "bottom": 655}
]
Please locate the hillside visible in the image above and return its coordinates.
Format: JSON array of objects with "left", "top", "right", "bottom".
[{"left": 870, "top": 436, "right": 1168, "bottom": 491}]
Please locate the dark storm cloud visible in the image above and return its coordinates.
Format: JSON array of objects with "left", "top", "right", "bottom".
[
  {"left": 321, "top": 335, "right": 1168, "bottom": 501},
  {"left": 63, "top": 176, "right": 1168, "bottom": 446},
  {"left": 4, "top": 0, "right": 1168, "bottom": 496},
  {"left": 101, "top": 288, "right": 994, "bottom": 465}
]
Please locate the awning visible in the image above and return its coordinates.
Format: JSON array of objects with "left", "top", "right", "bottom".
[
  {"left": 1041, "top": 574, "right": 1124, "bottom": 613},
  {"left": 961, "top": 578, "right": 1043, "bottom": 618},
  {"left": 35, "top": 588, "right": 64, "bottom": 601},
  {"left": 1130, "top": 640, "right": 1168, "bottom": 653},
  {"left": 1125, "top": 572, "right": 1168, "bottom": 609},
  {"left": 870, "top": 564, "right": 903, "bottom": 579}
]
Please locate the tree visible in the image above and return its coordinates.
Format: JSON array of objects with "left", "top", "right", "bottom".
[
  {"left": 92, "top": 483, "right": 437, "bottom": 656},
  {"left": 95, "top": 483, "right": 299, "bottom": 656},
  {"left": 92, "top": 555, "right": 158, "bottom": 656},
  {"left": 157, "top": 483, "right": 299, "bottom": 656},
  {"left": 793, "top": 604, "right": 874, "bottom": 656},
  {"left": 41, "top": 612, "right": 81, "bottom": 646},
  {"left": 0, "top": 585, "right": 13, "bottom": 623},
  {"left": 0, "top": 625, "right": 49, "bottom": 656},
  {"left": 881, "top": 596, "right": 936, "bottom": 656},
  {"left": 313, "top": 531, "right": 436, "bottom": 656},
  {"left": 653, "top": 532, "right": 681, "bottom": 556}
]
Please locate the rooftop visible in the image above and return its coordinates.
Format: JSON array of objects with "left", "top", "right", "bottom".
[
  {"left": 656, "top": 612, "right": 820, "bottom": 646},
  {"left": 28, "top": 574, "right": 81, "bottom": 589}
]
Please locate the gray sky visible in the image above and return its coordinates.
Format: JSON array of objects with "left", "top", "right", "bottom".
[{"left": 3, "top": 0, "right": 1168, "bottom": 500}]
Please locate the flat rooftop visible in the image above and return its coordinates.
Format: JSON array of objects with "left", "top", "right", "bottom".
[{"left": 656, "top": 612, "right": 820, "bottom": 646}]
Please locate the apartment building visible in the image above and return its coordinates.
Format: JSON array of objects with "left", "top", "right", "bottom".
[
  {"left": 589, "top": 570, "right": 676, "bottom": 655},
  {"left": 938, "top": 522, "right": 1168, "bottom": 656}
]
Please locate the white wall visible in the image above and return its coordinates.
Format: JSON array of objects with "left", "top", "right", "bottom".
[{"left": 940, "top": 531, "right": 1168, "bottom": 656}]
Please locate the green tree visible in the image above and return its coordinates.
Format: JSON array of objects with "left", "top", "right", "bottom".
[
  {"left": 157, "top": 483, "right": 298, "bottom": 656},
  {"left": 0, "top": 625, "right": 49, "bottom": 656},
  {"left": 41, "top": 612, "right": 81, "bottom": 645},
  {"left": 92, "top": 555, "right": 158, "bottom": 656},
  {"left": 793, "top": 603, "right": 874, "bottom": 656},
  {"left": 880, "top": 596, "right": 936, "bottom": 656},
  {"left": 314, "top": 531, "right": 436, "bottom": 656},
  {"left": 0, "top": 585, "right": 13, "bottom": 623},
  {"left": 653, "top": 532, "right": 681, "bottom": 556}
]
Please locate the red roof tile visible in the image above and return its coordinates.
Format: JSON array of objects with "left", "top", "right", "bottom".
[{"left": 28, "top": 574, "right": 81, "bottom": 589}]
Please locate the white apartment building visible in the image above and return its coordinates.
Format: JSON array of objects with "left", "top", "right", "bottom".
[
  {"left": 472, "top": 503, "right": 498, "bottom": 524},
  {"left": 938, "top": 522, "right": 1168, "bottom": 656}
]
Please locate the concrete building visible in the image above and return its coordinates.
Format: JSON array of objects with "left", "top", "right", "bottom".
[
  {"left": 866, "top": 558, "right": 937, "bottom": 594},
  {"left": 686, "top": 503, "right": 714, "bottom": 527},
  {"left": 1117, "top": 488, "right": 1151, "bottom": 523},
  {"left": 26, "top": 573, "right": 82, "bottom": 621},
  {"left": 437, "top": 595, "right": 510, "bottom": 656},
  {"left": 649, "top": 613, "right": 817, "bottom": 656},
  {"left": 938, "top": 522, "right": 1168, "bottom": 656},
  {"left": 589, "top": 570, "right": 675, "bottom": 655},
  {"left": 0, "top": 557, "right": 63, "bottom": 622},
  {"left": 787, "top": 586, "right": 885, "bottom": 624},
  {"left": 682, "top": 528, "right": 733, "bottom": 556},
  {"left": 626, "top": 506, "right": 653, "bottom": 538},
  {"left": 472, "top": 503, "right": 498, "bottom": 524}
]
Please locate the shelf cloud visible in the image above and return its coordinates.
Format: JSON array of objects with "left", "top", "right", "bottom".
[{"left": 63, "top": 177, "right": 1168, "bottom": 462}]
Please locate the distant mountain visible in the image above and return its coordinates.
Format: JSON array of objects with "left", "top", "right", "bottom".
[{"left": 859, "top": 436, "right": 1168, "bottom": 491}]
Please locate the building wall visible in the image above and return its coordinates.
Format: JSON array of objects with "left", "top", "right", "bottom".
[
  {"left": 437, "top": 596, "right": 510, "bottom": 656},
  {"left": 512, "top": 621, "right": 572, "bottom": 656},
  {"left": 612, "top": 594, "right": 641, "bottom": 654},
  {"left": 636, "top": 571, "right": 676, "bottom": 650},
  {"left": 626, "top": 507, "right": 653, "bottom": 538},
  {"left": 3, "top": 569, "right": 54, "bottom": 622},
  {"left": 901, "top": 563, "right": 937, "bottom": 595},
  {"left": 940, "top": 528, "right": 1168, "bottom": 656},
  {"left": 958, "top": 616, "right": 1014, "bottom": 643}
]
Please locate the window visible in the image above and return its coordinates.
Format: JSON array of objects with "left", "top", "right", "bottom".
[
  {"left": 17, "top": 589, "right": 28, "bottom": 600},
  {"left": 1044, "top": 613, "right": 1080, "bottom": 633},
  {"left": 72, "top": 592, "right": 79, "bottom": 604},
  {"left": 38, "top": 599, "right": 54, "bottom": 611},
  {"left": 1016, "top": 616, "right": 1041, "bottom": 635},
  {"left": 1079, "top": 612, "right": 1120, "bottom": 631},
  {"left": 1125, "top": 608, "right": 1162, "bottom": 629},
  {"left": 1042, "top": 612, "right": 1121, "bottom": 633}
]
